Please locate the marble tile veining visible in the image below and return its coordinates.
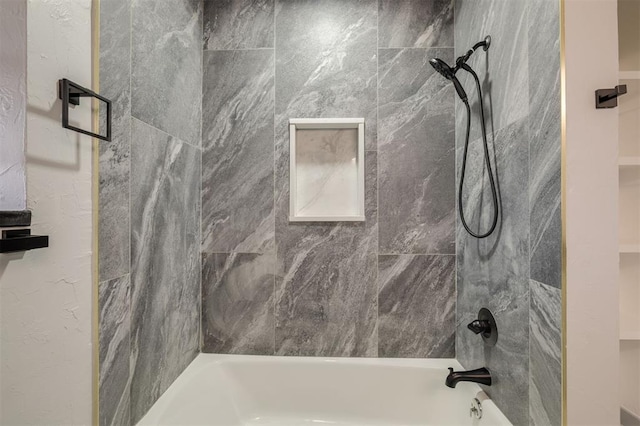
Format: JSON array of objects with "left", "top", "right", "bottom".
[
  {"left": 529, "top": 280, "right": 562, "bottom": 426},
  {"left": 99, "top": 275, "right": 131, "bottom": 426},
  {"left": 378, "top": 255, "right": 455, "bottom": 358},
  {"left": 100, "top": 0, "right": 205, "bottom": 420},
  {"left": 274, "top": 152, "right": 378, "bottom": 357},
  {"left": 275, "top": 0, "right": 377, "bottom": 151},
  {"left": 202, "top": 253, "right": 275, "bottom": 354},
  {"left": 99, "top": 0, "right": 130, "bottom": 282},
  {"left": 378, "top": 0, "right": 453, "bottom": 48},
  {"left": 131, "top": 0, "right": 202, "bottom": 146},
  {"left": 129, "top": 119, "right": 201, "bottom": 423},
  {"left": 272, "top": 0, "right": 379, "bottom": 357},
  {"left": 378, "top": 48, "right": 455, "bottom": 255},
  {"left": 456, "top": 117, "right": 530, "bottom": 425},
  {"left": 203, "top": 0, "right": 274, "bottom": 50},
  {"left": 530, "top": 206, "right": 561, "bottom": 288},
  {"left": 454, "top": 0, "right": 529, "bottom": 144},
  {"left": 202, "top": 49, "right": 274, "bottom": 254},
  {"left": 528, "top": 0, "right": 562, "bottom": 289},
  {"left": 455, "top": 1, "right": 562, "bottom": 422}
]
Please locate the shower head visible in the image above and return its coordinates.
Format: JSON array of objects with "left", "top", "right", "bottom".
[
  {"left": 429, "top": 58, "right": 456, "bottom": 80},
  {"left": 429, "top": 58, "right": 468, "bottom": 102}
]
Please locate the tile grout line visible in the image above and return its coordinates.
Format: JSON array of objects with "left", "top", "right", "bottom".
[
  {"left": 526, "top": 1, "right": 533, "bottom": 407},
  {"left": 272, "top": 0, "right": 277, "bottom": 357},
  {"left": 199, "top": 0, "right": 205, "bottom": 356},
  {"left": 203, "top": 47, "right": 275, "bottom": 52},
  {"left": 375, "top": 0, "right": 380, "bottom": 358},
  {"left": 377, "top": 252, "right": 457, "bottom": 257},
  {"left": 129, "top": 115, "right": 200, "bottom": 150},
  {"left": 378, "top": 46, "right": 455, "bottom": 50},
  {"left": 127, "top": 0, "right": 133, "bottom": 422},
  {"left": 98, "top": 272, "right": 131, "bottom": 286}
]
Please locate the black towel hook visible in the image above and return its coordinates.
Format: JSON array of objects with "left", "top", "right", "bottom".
[{"left": 595, "top": 84, "right": 627, "bottom": 109}]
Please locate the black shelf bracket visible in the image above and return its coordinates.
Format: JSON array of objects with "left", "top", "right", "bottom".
[
  {"left": 595, "top": 84, "right": 627, "bottom": 109},
  {"left": 58, "top": 78, "right": 112, "bottom": 141},
  {"left": 0, "top": 229, "right": 49, "bottom": 254}
]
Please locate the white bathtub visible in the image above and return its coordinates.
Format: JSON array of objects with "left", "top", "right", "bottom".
[{"left": 137, "top": 354, "right": 512, "bottom": 426}]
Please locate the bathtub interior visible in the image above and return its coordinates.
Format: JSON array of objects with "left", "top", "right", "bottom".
[{"left": 137, "top": 354, "right": 512, "bottom": 426}]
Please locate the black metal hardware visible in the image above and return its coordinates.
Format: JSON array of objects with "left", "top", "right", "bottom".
[
  {"left": 0, "top": 210, "right": 31, "bottom": 227},
  {"left": 446, "top": 367, "right": 492, "bottom": 388},
  {"left": 0, "top": 229, "right": 49, "bottom": 253},
  {"left": 467, "top": 308, "right": 498, "bottom": 346},
  {"left": 58, "top": 78, "right": 111, "bottom": 141},
  {"left": 468, "top": 319, "right": 491, "bottom": 335},
  {"left": 595, "top": 84, "right": 627, "bottom": 109}
]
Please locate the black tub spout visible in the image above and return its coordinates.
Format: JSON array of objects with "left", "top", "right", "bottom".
[{"left": 445, "top": 367, "right": 492, "bottom": 388}]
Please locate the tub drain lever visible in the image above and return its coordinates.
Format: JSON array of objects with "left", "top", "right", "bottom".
[{"left": 470, "top": 398, "right": 483, "bottom": 419}]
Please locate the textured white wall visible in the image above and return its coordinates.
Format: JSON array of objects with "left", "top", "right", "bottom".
[
  {"left": 565, "top": 0, "right": 621, "bottom": 424},
  {"left": 0, "top": 0, "right": 94, "bottom": 424},
  {"left": 0, "top": 0, "right": 27, "bottom": 211}
]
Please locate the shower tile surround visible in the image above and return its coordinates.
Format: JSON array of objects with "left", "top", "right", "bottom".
[
  {"left": 201, "top": 0, "right": 457, "bottom": 359},
  {"left": 97, "top": 1, "right": 562, "bottom": 425},
  {"left": 455, "top": 0, "right": 562, "bottom": 424},
  {"left": 98, "top": 0, "right": 203, "bottom": 424},
  {"left": 129, "top": 119, "right": 201, "bottom": 421}
]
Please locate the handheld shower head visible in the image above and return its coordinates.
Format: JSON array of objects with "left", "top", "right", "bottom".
[
  {"left": 429, "top": 58, "right": 468, "bottom": 102},
  {"left": 430, "top": 36, "right": 500, "bottom": 239},
  {"left": 429, "top": 58, "right": 455, "bottom": 79}
]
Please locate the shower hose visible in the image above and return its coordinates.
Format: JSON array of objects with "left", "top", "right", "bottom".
[{"left": 458, "top": 65, "right": 499, "bottom": 238}]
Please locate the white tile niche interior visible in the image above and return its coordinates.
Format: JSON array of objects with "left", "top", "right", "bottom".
[{"left": 289, "top": 118, "right": 365, "bottom": 222}]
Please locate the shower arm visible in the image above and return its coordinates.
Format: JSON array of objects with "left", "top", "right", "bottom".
[{"left": 454, "top": 36, "right": 492, "bottom": 72}]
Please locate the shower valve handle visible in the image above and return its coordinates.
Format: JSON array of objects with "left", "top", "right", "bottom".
[
  {"left": 467, "top": 308, "right": 498, "bottom": 346},
  {"left": 467, "top": 319, "right": 491, "bottom": 335}
]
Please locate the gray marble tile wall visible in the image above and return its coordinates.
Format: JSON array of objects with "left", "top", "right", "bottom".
[
  {"left": 201, "top": 49, "right": 275, "bottom": 253},
  {"left": 273, "top": 0, "right": 379, "bottom": 357},
  {"left": 378, "top": 255, "right": 455, "bottom": 357},
  {"left": 98, "top": 0, "right": 132, "bottom": 424},
  {"left": 98, "top": 0, "right": 203, "bottom": 424},
  {"left": 526, "top": 1, "right": 563, "bottom": 424},
  {"left": 528, "top": 0, "right": 562, "bottom": 290},
  {"left": 97, "top": 0, "right": 561, "bottom": 424},
  {"left": 131, "top": 0, "right": 203, "bottom": 147},
  {"left": 99, "top": 275, "right": 131, "bottom": 426},
  {"left": 201, "top": 0, "right": 456, "bottom": 358},
  {"left": 378, "top": 47, "right": 455, "bottom": 254},
  {"left": 202, "top": 253, "right": 275, "bottom": 354},
  {"left": 530, "top": 280, "right": 562, "bottom": 426},
  {"left": 99, "top": 0, "right": 131, "bottom": 283},
  {"left": 129, "top": 119, "right": 202, "bottom": 422},
  {"left": 456, "top": 117, "right": 531, "bottom": 424},
  {"left": 455, "top": 0, "right": 562, "bottom": 424}
]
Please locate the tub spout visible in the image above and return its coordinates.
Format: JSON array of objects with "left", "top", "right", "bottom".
[{"left": 445, "top": 367, "right": 492, "bottom": 388}]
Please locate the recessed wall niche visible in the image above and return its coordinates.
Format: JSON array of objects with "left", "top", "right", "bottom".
[{"left": 289, "top": 118, "right": 365, "bottom": 222}]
